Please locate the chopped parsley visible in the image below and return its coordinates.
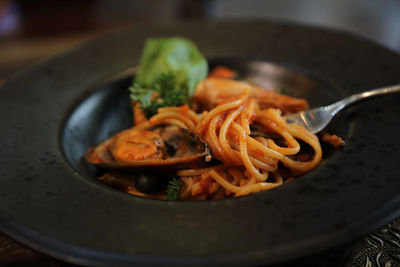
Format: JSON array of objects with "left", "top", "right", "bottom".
[
  {"left": 166, "top": 177, "right": 182, "bottom": 201},
  {"left": 130, "top": 72, "right": 188, "bottom": 118}
]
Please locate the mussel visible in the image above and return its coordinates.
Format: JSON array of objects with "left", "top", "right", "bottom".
[{"left": 85, "top": 125, "right": 211, "bottom": 171}]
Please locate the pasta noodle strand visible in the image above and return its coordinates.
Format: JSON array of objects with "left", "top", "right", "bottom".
[{"left": 150, "top": 92, "right": 323, "bottom": 199}]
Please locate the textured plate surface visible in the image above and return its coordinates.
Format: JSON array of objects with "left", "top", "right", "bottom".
[{"left": 1, "top": 20, "right": 400, "bottom": 266}]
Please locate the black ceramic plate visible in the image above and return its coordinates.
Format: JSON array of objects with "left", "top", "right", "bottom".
[{"left": 1, "top": 20, "right": 400, "bottom": 266}]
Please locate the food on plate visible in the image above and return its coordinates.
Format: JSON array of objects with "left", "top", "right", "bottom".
[
  {"left": 320, "top": 132, "right": 345, "bottom": 148},
  {"left": 85, "top": 37, "right": 343, "bottom": 200}
]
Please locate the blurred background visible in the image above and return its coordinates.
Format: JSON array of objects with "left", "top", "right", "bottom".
[{"left": 0, "top": 0, "right": 399, "bottom": 79}]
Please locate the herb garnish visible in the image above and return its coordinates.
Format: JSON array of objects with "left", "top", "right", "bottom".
[
  {"left": 130, "top": 72, "right": 188, "bottom": 118},
  {"left": 166, "top": 177, "right": 182, "bottom": 201}
]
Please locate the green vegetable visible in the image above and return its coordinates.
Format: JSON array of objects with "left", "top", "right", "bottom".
[
  {"left": 130, "top": 72, "right": 188, "bottom": 117},
  {"left": 130, "top": 38, "right": 208, "bottom": 117},
  {"left": 135, "top": 37, "right": 207, "bottom": 97},
  {"left": 166, "top": 177, "right": 182, "bottom": 201}
]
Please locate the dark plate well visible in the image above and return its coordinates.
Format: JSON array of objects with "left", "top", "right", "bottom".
[
  {"left": 1, "top": 20, "right": 400, "bottom": 266},
  {"left": 62, "top": 59, "right": 346, "bottom": 182}
]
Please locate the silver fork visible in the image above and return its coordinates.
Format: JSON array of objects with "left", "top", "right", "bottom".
[{"left": 285, "top": 84, "right": 400, "bottom": 134}]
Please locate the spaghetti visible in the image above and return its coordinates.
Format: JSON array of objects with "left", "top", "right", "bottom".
[
  {"left": 131, "top": 81, "right": 323, "bottom": 200},
  {"left": 87, "top": 70, "right": 331, "bottom": 200}
]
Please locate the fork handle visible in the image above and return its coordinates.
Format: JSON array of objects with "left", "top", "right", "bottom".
[{"left": 327, "top": 84, "right": 400, "bottom": 116}]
